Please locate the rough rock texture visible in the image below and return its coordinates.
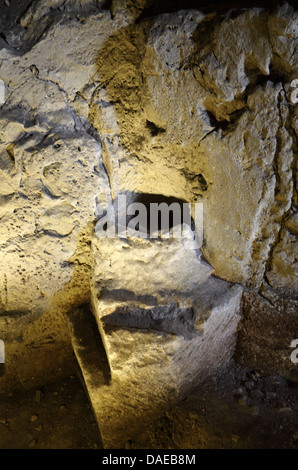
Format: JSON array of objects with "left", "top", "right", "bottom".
[
  {"left": 89, "top": 4, "right": 297, "bottom": 293},
  {"left": 88, "top": 234, "right": 242, "bottom": 446},
  {"left": 235, "top": 289, "right": 298, "bottom": 383},
  {"left": 0, "top": 0, "right": 297, "bottom": 448},
  {"left": 70, "top": 278, "right": 242, "bottom": 448},
  {"left": 0, "top": 1, "right": 112, "bottom": 391}
]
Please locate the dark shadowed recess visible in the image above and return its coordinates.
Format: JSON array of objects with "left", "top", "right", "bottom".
[
  {"left": 68, "top": 304, "right": 111, "bottom": 386},
  {"left": 0, "top": 0, "right": 295, "bottom": 33},
  {"left": 137, "top": 0, "right": 293, "bottom": 21},
  {"left": 113, "top": 192, "right": 196, "bottom": 236},
  {"left": 101, "top": 303, "right": 200, "bottom": 340}
]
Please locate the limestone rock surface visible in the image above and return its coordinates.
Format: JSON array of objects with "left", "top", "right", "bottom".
[{"left": 0, "top": 0, "right": 297, "bottom": 447}]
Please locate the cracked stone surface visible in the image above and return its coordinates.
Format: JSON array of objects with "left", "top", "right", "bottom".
[
  {"left": 70, "top": 279, "right": 242, "bottom": 448},
  {"left": 0, "top": 0, "right": 297, "bottom": 448}
]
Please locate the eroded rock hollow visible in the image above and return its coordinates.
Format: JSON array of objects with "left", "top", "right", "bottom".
[{"left": 0, "top": 0, "right": 297, "bottom": 449}]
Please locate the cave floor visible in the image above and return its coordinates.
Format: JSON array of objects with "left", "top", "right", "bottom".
[{"left": 0, "top": 360, "right": 297, "bottom": 449}]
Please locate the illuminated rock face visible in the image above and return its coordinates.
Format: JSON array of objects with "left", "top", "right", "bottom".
[
  {"left": 87, "top": 235, "right": 243, "bottom": 447},
  {"left": 0, "top": 0, "right": 297, "bottom": 446},
  {"left": 91, "top": 5, "right": 297, "bottom": 292}
]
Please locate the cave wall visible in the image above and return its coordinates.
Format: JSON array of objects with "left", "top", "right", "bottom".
[{"left": 0, "top": 0, "right": 297, "bottom": 441}]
